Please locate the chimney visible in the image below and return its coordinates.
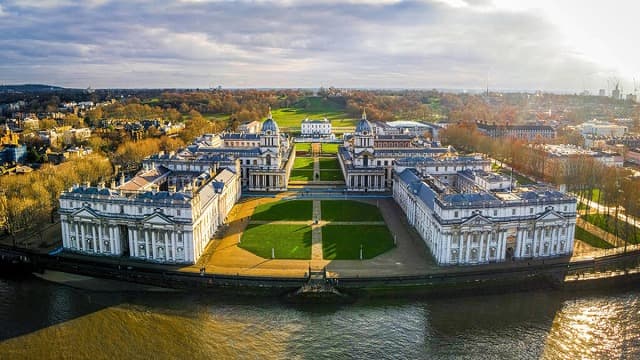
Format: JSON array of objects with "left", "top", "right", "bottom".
[{"left": 120, "top": 173, "right": 126, "bottom": 186}]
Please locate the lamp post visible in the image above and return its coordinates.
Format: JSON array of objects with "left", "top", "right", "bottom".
[{"left": 360, "top": 244, "right": 363, "bottom": 260}]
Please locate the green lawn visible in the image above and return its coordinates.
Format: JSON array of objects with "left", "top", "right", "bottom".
[
  {"left": 319, "top": 170, "right": 344, "bottom": 181},
  {"left": 577, "top": 202, "right": 590, "bottom": 211},
  {"left": 322, "top": 225, "right": 394, "bottom": 259},
  {"left": 582, "top": 213, "right": 640, "bottom": 244},
  {"left": 589, "top": 188, "right": 603, "bottom": 203},
  {"left": 290, "top": 170, "right": 314, "bottom": 182},
  {"left": 321, "top": 200, "right": 384, "bottom": 222},
  {"left": 293, "top": 157, "right": 315, "bottom": 170},
  {"left": 575, "top": 227, "right": 614, "bottom": 249},
  {"left": 239, "top": 224, "right": 312, "bottom": 259},
  {"left": 251, "top": 200, "right": 313, "bottom": 221},
  {"left": 295, "top": 143, "right": 311, "bottom": 153},
  {"left": 271, "top": 108, "right": 355, "bottom": 128},
  {"left": 320, "top": 143, "right": 341, "bottom": 154},
  {"left": 318, "top": 158, "right": 340, "bottom": 170}
]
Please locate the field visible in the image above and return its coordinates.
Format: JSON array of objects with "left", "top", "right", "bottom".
[
  {"left": 251, "top": 200, "right": 313, "bottom": 221},
  {"left": 319, "top": 171, "right": 344, "bottom": 181},
  {"left": 294, "top": 143, "right": 311, "bottom": 153},
  {"left": 239, "top": 224, "right": 312, "bottom": 259},
  {"left": 271, "top": 108, "right": 355, "bottom": 128},
  {"left": 320, "top": 143, "right": 341, "bottom": 154},
  {"left": 319, "top": 158, "right": 340, "bottom": 170},
  {"left": 322, "top": 225, "right": 394, "bottom": 260},
  {"left": 575, "top": 227, "right": 614, "bottom": 249},
  {"left": 293, "top": 157, "right": 314, "bottom": 170},
  {"left": 582, "top": 213, "right": 640, "bottom": 244},
  {"left": 290, "top": 170, "right": 314, "bottom": 182},
  {"left": 321, "top": 200, "right": 384, "bottom": 222}
]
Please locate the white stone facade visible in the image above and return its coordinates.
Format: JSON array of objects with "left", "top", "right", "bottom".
[
  {"left": 338, "top": 110, "right": 451, "bottom": 192},
  {"left": 59, "top": 160, "right": 242, "bottom": 264},
  {"left": 301, "top": 118, "right": 332, "bottom": 137},
  {"left": 394, "top": 168, "right": 577, "bottom": 265},
  {"left": 186, "top": 111, "right": 295, "bottom": 192}
]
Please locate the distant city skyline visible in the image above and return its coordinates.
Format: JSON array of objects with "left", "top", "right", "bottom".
[{"left": 0, "top": 0, "right": 638, "bottom": 92}]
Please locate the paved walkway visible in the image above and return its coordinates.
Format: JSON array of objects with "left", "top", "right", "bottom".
[
  {"left": 249, "top": 220, "right": 385, "bottom": 225},
  {"left": 313, "top": 156, "right": 320, "bottom": 181},
  {"left": 311, "top": 200, "right": 323, "bottom": 261}
]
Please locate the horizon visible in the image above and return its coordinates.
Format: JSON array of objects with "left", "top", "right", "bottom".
[
  {"left": 1, "top": 1, "right": 638, "bottom": 93},
  {"left": 0, "top": 83, "right": 603, "bottom": 95}
]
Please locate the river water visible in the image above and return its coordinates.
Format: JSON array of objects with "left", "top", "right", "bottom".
[{"left": 0, "top": 277, "right": 639, "bottom": 359}]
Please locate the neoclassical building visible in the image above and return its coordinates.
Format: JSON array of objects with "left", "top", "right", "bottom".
[
  {"left": 182, "top": 110, "right": 295, "bottom": 191},
  {"left": 301, "top": 118, "right": 333, "bottom": 138},
  {"left": 338, "top": 110, "right": 450, "bottom": 191},
  {"left": 58, "top": 158, "right": 241, "bottom": 264},
  {"left": 393, "top": 168, "right": 577, "bottom": 265}
]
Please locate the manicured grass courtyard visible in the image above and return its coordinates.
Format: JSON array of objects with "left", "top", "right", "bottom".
[
  {"left": 319, "top": 158, "right": 340, "bottom": 170},
  {"left": 239, "top": 224, "right": 312, "bottom": 259},
  {"left": 251, "top": 200, "right": 313, "bottom": 221},
  {"left": 319, "top": 170, "right": 344, "bottom": 181},
  {"left": 575, "top": 227, "right": 614, "bottom": 249},
  {"left": 290, "top": 170, "right": 314, "bottom": 182},
  {"left": 322, "top": 225, "right": 394, "bottom": 259},
  {"left": 293, "top": 157, "right": 314, "bottom": 170},
  {"left": 294, "top": 142, "right": 311, "bottom": 153},
  {"left": 320, "top": 143, "right": 341, "bottom": 154},
  {"left": 321, "top": 200, "right": 384, "bottom": 222}
]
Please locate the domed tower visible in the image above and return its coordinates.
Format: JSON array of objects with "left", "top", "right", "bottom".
[
  {"left": 354, "top": 108, "right": 373, "bottom": 150},
  {"left": 260, "top": 107, "right": 280, "bottom": 149}
]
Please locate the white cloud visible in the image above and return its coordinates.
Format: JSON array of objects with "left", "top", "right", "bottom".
[{"left": 0, "top": 0, "right": 627, "bottom": 90}]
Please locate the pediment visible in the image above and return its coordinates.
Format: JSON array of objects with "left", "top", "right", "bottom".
[
  {"left": 72, "top": 207, "right": 98, "bottom": 219},
  {"left": 462, "top": 214, "right": 493, "bottom": 226},
  {"left": 354, "top": 150, "right": 374, "bottom": 157},
  {"left": 144, "top": 212, "right": 174, "bottom": 225},
  {"left": 537, "top": 210, "right": 564, "bottom": 222}
]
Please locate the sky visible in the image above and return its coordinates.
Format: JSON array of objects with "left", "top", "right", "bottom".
[{"left": 0, "top": 0, "right": 638, "bottom": 92}]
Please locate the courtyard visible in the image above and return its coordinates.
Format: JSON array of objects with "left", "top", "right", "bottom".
[{"left": 188, "top": 195, "right": 435, "bottom": 277}]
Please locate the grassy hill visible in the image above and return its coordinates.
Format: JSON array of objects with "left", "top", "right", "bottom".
[{"left": 272, "top": 96, "right": 354, "bottom": 129}]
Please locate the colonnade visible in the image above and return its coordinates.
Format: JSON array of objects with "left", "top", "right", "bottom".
[
  {"left": 347, "top": 174, "right": 386, "bottom": 191},
  {"left": 249, "top": 173, "right": 285, "bottom": 190}
]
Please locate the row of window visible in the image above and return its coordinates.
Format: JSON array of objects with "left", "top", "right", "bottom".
[{"left": 453, "top": 205, "right": 569, "bottom": 218}]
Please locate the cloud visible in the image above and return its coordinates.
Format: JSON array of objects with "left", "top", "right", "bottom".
[{"left": 0, "top": 0, "right": 619, "bottom": 90}]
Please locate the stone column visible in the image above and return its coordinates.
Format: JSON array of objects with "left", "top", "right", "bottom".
[
  {"left": 458, "top": 233, "right": 464, "bottom": 264},
  {"left": 79, "top": 222, "right": 85, "bottom": 251},
  {"left": 144, "top": 229, "right": 150, "bottom": 260},
  {"left": 152, "top": 229, "right": 157, "bottom": 260},
  {"left": 485, "top": 231, "right": 492, "bottom": 261},
  {"left": 465, "top": 233, "right": 472, "bottom": 263},
  {"left": 171, "top": 231, "right": 177, "bottom": 261},
  {"left": 127, "top": 227, "right": 133, "bottom": 257},
  {"left": 97, "top": 224, "right": 103, "bottom": 254},
  {"left": 109, "top": 226, "right": 116, "bottom": 255}
]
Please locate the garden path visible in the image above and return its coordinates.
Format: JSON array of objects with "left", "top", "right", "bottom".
[{"left": 311, "top": 200, "right": 323, "bottom": 261}]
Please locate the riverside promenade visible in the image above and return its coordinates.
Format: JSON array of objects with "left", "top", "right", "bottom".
[{"left": 4, "top": 191, "right": 640, "bottom": 290}]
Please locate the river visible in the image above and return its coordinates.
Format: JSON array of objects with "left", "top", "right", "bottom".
[{"left": 0, "top": 277, "right": 639, "bottom": 359}]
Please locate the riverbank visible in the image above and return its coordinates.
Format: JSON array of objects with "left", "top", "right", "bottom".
[{"left": 4, "top": 244, "right": 640, "bottom": 300}]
